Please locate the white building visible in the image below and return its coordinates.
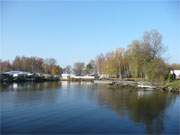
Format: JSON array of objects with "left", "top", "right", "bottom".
[
  {"left": 61, "top": 73, "right": 71, "bottom": 80},
  {"left": 170, "top": 70, "right": 180, "bottom": 79},
  {"left": 73, "top": 75, "right": 95, "bottom": 79},
  {"left": 61, "top": 73, "right": 95, "bottom": 80}
]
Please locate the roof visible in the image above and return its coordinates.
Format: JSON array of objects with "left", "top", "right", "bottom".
[{"left": 4, "top": 71, "right": 32, "bottom": 76}]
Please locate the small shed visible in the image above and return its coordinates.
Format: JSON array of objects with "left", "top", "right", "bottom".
[{"left": 170, "top": 70, "right": 180, "bottom": 79}]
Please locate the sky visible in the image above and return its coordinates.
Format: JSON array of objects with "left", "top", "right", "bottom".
[{"left": 0, "top": 0, "right": 180, "bottom": 67}]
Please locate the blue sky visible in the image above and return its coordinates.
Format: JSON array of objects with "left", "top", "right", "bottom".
[{"left": 1, "top": 0, "right": 180, "bottom": 66}]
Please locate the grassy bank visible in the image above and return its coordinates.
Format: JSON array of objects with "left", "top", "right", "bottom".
[
  {"left": 163, "top": 80, "right": 180, "bottom": 92},
  {"left": 96, "top": 78, "right": 180, "bottom": 93}
]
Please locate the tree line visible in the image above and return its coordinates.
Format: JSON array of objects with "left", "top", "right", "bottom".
[
  {"left": 1, "top": 30, "right": 179, "bottom": 82},
  {"left": 0, "top": 56, "right": 62, "bottom": 75},
  {"left": 63, "top": 60, "right": 96, "bottom": 76},
  {"left": 53, "top": 29, "right": 179, "bottom": 82},
  {"left": 95, "top": 30, "right": 171, "bottom": 82}
]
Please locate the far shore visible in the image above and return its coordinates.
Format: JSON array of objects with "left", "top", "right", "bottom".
[{"left": 1, "top": 76, "right": 180, "bottom": 93}]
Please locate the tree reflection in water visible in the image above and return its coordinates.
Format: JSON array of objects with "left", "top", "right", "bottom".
[
  {"left": 0, "top": 82, "right": 178, "bottom": 134},
  {"left": 96, "top": 86, "right": 177, "bottom": 134}
]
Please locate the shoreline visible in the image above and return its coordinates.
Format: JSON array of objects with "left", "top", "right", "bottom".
[
  {"left": 1, "top": 79, "right": 179, "bottom": 93},
  {"left": 94, "top": 80, "right": 180, "bottom": 93}
]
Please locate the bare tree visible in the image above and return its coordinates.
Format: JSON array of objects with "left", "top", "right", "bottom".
[
  {"left": 0, "top": 60, "right": 12, "bottom": 72},
  {"left": 143, "top": 29, "right": 164, "bottom": 59},
  {"left": 63, "top": 65, "right": 72, "bottom": 74},
  {"left": 73, "top": 62, "right": 85, "bottom": 75},
  {"left": 96, "top": 54, "right": 105, "bottom": 75}
]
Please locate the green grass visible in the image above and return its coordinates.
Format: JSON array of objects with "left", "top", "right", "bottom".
[{"left": 165, "top": 80, "right": 180, "bottom": 91}]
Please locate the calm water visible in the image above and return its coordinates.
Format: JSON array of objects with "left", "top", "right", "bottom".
[{"left": 0, "top": 82, "right": 179, "bottom": 134}]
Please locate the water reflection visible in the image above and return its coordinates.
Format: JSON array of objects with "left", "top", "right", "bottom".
[
  {"left": 0, "top": 82, "right": 62, "bottom": 91},
  {"left": 96, "top": 86, "right": 177, "bottom": 134},
  {"left": 0, "top": 82, "right": 179, "bottom": 134}
]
